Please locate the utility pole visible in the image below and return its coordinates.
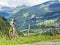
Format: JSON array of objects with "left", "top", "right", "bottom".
[{"left": 27, "top": 23, "right": 30, "bottom": 36}]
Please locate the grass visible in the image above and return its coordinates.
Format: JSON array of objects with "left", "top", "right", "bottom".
[{"left": 0, "top": 34, "right": 60, "bottom": 45}]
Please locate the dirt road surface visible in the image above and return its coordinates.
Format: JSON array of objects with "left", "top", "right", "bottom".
[
  {"left": 20, "top": 40, "right": 60, "bottom": 45},
  {"left": 21, "top": 42, "right": 60, "bottom": 45}
]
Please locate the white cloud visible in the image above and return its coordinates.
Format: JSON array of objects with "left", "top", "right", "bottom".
[
  {"left": 9, "top": 0, "right": 49, "bottom": 6},
  {"left": 0, "top": 2, "right": 9, "bottom": 6},
  {"left": 0, "top": 0, "right": 49, "bottom": 7},
  {"left": 23, "top": 0, "right": 49, "bottom": 6},
  {"left": 0, "top": 1, "right": 17, "bottom": 7}
]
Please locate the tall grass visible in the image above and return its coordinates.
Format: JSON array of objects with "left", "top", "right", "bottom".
[{"left": 0, "top": 34, "right": 60, "bottom": 45}]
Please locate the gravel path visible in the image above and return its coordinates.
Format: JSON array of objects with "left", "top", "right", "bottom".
[
  {"left": 21, "top": 42, "right": 60, "bottom": 45},
  {"left": 20, "top": 40, "right": 60, "bottom": 45}
]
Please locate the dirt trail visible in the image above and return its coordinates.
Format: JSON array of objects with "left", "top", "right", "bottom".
[
  {"left": 21, "top": 42, "right": 60, "bottom": 45},
  {"left": 20, "top": 40, "right": 60, "bottom": 45}
]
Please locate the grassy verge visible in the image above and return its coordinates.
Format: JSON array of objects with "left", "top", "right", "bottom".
[{"left": 0, "top": 34, "right": 60, "bottom": 45}]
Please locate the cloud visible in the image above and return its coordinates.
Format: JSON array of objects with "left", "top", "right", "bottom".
[
  {"left": 0, "top": 1, "right": 17, "bottom": 7},
  {"left": 23, "top": 0, "right": 49, "bottom": 6},
  {"left": 0, "top": 2, "right": 9, "bottom": 6},
  {"left": 0, "top": 0, "right": 49, "bottom": 7},
  {"left": 9, "top": 0, "right": 49, "bottom": 6}
]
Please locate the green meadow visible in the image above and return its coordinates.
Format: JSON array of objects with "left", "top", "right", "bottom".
[{"left": 0, "top": 34, "right": 60, "bottom": 45}]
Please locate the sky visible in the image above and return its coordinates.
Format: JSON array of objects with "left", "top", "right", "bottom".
[{"left": 0, "top": 0, "right": 50, "bottom": 7}]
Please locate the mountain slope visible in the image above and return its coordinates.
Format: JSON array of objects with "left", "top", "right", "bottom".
[
  {"left": 0, "top": 6, "right": 14, "bottom": 17},
  {"left": 6, "top": 1, "right": 60, "bottom": 30}
]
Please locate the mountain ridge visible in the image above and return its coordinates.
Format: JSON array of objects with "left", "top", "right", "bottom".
[{"left": 6, "top": 1, "right": 60, "bottom": 30}]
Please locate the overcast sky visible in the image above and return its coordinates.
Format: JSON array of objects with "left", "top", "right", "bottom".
[{"left": 0, "top": 0, "right": 49, "bottom": 7}]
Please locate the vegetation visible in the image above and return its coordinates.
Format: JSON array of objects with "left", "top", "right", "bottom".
[
  {"left": 0, "top": 34, "right": 60, "bottom": 45},
  {"left": 0, "top": 1, "right": 60, "bottom": 45},
  {"left": 0, "top": 16, "right": 10, "bottom": 36},
  {"left": 0, "top": 15, "right": 60, "bottom": 45}
]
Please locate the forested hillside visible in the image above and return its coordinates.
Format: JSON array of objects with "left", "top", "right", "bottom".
[{"left": 0, "top": 16, "right": 10, "bottom": 35}]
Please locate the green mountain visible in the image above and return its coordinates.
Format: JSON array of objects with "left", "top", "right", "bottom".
[
  {"left": 6, "top": 1, "right": 60, "bottom": 30},
  {"left": 0, "top": 16, "right": 10, "bottom": 35}
]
